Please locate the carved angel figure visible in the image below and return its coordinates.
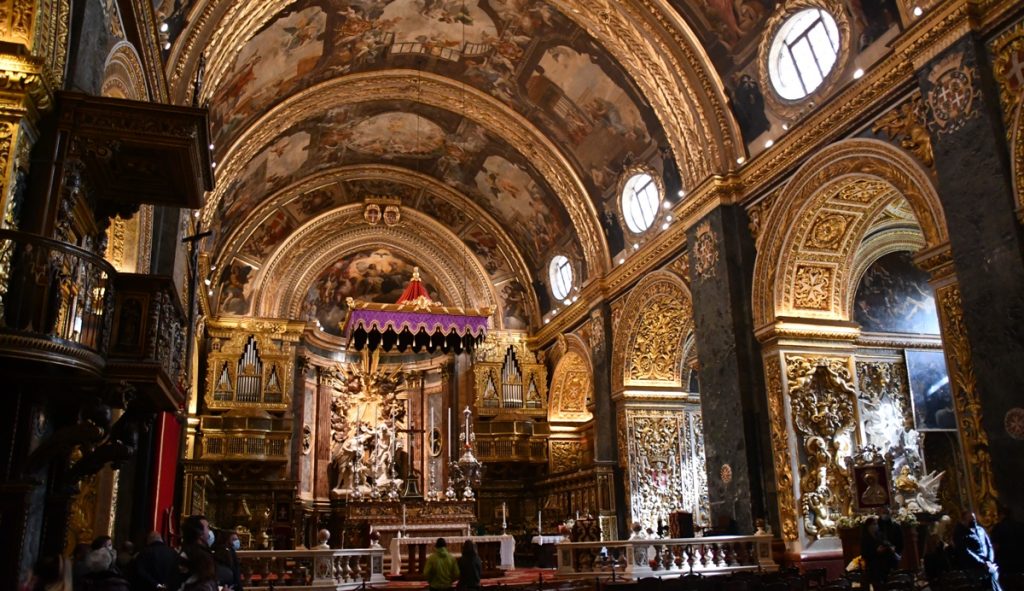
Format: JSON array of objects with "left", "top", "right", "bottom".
[{"left": 895, "top": 465, "right": 945, "bottom": 514}]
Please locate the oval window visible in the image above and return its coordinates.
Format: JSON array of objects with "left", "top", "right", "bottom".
[
  {"left": 768, "top": 9, "right": 840, "bottom": 100},
  {"left": 621, "top": 173, "right": 661, "bottom": 234},
  {"left": 548, "top": 255, "right": 573, "bottom": 301}
]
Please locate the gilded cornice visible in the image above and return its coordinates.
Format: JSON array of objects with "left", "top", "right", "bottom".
[
  {"left": 206, "top": 316, "right": 306, "bottom": 340},
  {"left": 0, "top": 54, "right": 52, "bottom": 114},
  {"left": 202, "top": 70, "right": 609, "bottom": 275},
  {"left": 215, "top": 164, "right": 539, "bottom": 325},
  {"left": 252, "top": 206, "right": 501, "bottom": 326},
  {"left": 854, "top": 332, "right": 944, "bottom": 350},
  {"left": 755, "top": 317, "right": 862, "bottom": 348}
]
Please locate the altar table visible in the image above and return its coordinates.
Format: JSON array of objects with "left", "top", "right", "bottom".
[{"left": 389, "top": 535, "right": 515, "bottom": 576}]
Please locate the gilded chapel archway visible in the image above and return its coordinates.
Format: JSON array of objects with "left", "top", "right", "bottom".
[
  {"left": 751, "top": 138, "right": 997, "bottom": 550},
  {"left": 611, "top": 270, "right": 708, "bottom": 529}
]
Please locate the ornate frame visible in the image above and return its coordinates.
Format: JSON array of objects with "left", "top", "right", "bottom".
[
  {"left": 757, "top": 0, "right": 853, "bottom": 122},
  {"left": 615, "top": 164, "right": 666, "bottom": 240},
  {"left": 845, "top": 445, "right": 896, "bottom": 514}
]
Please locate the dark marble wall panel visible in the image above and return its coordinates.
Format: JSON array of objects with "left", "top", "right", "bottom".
[{"left": 687, "top": 206, "right": 773, "bottom": 534}]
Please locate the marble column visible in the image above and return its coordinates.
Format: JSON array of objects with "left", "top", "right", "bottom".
[
  {"left": 915, "top": 34, "right": 1024, "bottom": 520},
  {"left": 687, "top": 205, "right": 773, "bottom": 534},
  {"left": 590, "top": 303, "right": 626, "bottom": 536}
]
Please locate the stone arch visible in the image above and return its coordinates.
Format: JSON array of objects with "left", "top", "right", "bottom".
[
  {"left": 201, "top": 71, "right": 609, "bottom": 275},
  {"left": 101, "top": 41, "right": 148, "bottom": 100},
  {"left": 548, "top": 334, "right": 594, "bottom": 423},
  {"left": 847, "top": 227, "right": 927, "bottom": 320},
  {"left": 100, "top": 41, "right": 152, "bottom": 274},
  {"left": 612, "top": 270, "right": 694, "bottom": 392},
  {"left": 169, "top": 0, "right": 741, "bottom": 188},
  {"left": 752, "top": 139, "right": 947, "bottom": 330},
  {"left": 249, "top": 205, "right": 501, "bottom": 327}
]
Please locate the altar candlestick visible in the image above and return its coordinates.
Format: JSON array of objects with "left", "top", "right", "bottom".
[
  {"left": 538, "top": 511, "right": 542, "bottom": 534},
  {"left": 576, "top": 511, "right": 579, "bottom": 521},
  {"left": 402, "top": 505, "right": 407, "bottom": 529},
  {"left": 502, "top": 502, "right": 507, "bottom": 522}
]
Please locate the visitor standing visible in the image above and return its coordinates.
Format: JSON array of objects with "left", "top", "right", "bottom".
[{"left": 424, "top": 538, "right": 460, "bottom": 591}]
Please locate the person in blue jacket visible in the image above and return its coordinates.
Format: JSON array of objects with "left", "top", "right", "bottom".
[{"left": 955, "top": 510, "right": 1002, "bottom": 591}]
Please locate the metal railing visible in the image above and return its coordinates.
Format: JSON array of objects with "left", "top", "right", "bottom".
[
  {"left": 0, "top": 229, "right": 114, "bottom": 366},
  {"left": 555, "top": 535, "right": 777, "bottom": 579},
  {"left": 237, "top": 547, "right": 387, "bottom": 590}
]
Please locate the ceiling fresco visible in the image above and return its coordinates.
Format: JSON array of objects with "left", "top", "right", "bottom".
[
  {"left": 206, "top": 0, "right": 668, "bottom": 219},
  {"left": 216, "top": 101, "right": 578, "bottom": 275},
  {"left": 304, "top": 247, "right": 442, "bottom": 336}
]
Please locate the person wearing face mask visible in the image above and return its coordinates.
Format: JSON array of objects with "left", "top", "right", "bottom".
[
  {"left": 179, "top": 515, "right": 218, "bottom": 590},
  {"left": 212, "top": 529, "right": 243, "bottom": 590},
  {"left": 955, "top": 510, "right": 1002, "bottom": 591}
]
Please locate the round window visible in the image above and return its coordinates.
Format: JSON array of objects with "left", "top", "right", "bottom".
[
  {"left": 768, "top": 8, "right": 840, "bottom": 101},
  {"left": 548, "top": 255, "right": 573, "bottom": 301},
  {"left": 620, "top": 172, "right": 661, "bottom": 234}
]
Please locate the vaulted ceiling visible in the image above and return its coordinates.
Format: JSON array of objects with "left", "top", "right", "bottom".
[{"left": 163, "top": 0, "right": 744, "bottom": 332}]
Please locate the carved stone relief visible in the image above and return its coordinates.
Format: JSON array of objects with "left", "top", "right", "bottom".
[
  {"left": 550, "top": 440, "right": 584, "bottom": 473},
  {"left": 855, "top": 361, "right": 913, "bottom": 455},
  {"left": 793, "top": 264, "right": 834, "bottom": 311},
  {"left": 626, "top": 295, "right": 690, "bottom": 383},
  {"left": 623, "top": 407, "right": 709, "bottom": 527},
  {"left": 693, "top": 220, "right": 719, "bottom": 280},
  {"left": 786, "top": 355, "right": 857, "bottom": 539},
  {"left": 873, "top": 94, "right": 934, "bottom": 167},
  {"left": 923, "top": 50, "right": 981, "bottom": 136}
]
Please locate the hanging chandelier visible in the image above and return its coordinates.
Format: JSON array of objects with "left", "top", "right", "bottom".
[{"left": 341, "top": 268, "right": 490, "bottom": 354}]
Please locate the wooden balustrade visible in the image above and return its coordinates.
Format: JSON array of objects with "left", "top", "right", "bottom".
[
  {"left": 555, "top": 535, "right": 777, "bottom": 579},
  {"left": 237, "top": 547, "right": 387, "bottom": 590}
]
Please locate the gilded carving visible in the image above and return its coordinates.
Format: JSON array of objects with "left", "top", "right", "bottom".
[
  {"left": 752, "top": 140, "right": 946, "bottom": 329},
  {"left": 786, "top": 355, "right": 857, "bottom": 539},
  {"left": 612, "top": 272, "right": 692, "bottom": 390},
  {"left": 588, "top": 310, "right": 604, "bottom": 353},
  {"left": 101, "top": 42, "right": 149, "bottom": 100},
  {"left": 548, "top": 351, "right": 593, "bottom": 422},
  {"left": 693, "top": 220, "right": 719, "bottom": 280},
  {"left": 764, "top": 357, "right": 798, "bottom": 541},
  {"left": 793, "top": 264, "right": 833, "bottom": 311},
  {"left": 627, "top": 296, "right": 690, "bottom": 383},
  {"left": 550, "top": 440, "right": 584, "bottom": 473},
  {"left": 989, "top": 22, "right": 1024, "bottom": 125},
  {"left": 203, "top": 319, "right": 306, "bottom": 411},
  {"left": 622, "top": 408, "right": 708, "bottom": 527},
  {"left": 0, "top": 0, "right": 36, "bottom": 47},
  {"left": 472, "top": 330, "right": 547, "bottom": 418},
  {"left": 923, "top": 50, "right": 981, "bottom": 136},
  {"left": 805, "top": 213, "right": 853, "bottom": 251},
  {"left": 747, "top": 192, "right": 777, "bottom": 245},
  {"left": 937, "top": 285, "right": 999, "bottom": 525},
  {"left": 873, "top": 94, "right": 935, "bottom": 167},
  {"left": 201, "top": 71, "right": 610, "bottom": 274},
  {"left": 666, "top": 253, "right": 690, "bottom": 282}
]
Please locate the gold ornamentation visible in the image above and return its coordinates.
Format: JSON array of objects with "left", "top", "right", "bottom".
[
  {"left": 101, "top": 42, "right": 148, "bottom": 100},
  {"left": 472, "top": 330, "right": 548, "bottom": 418},
  {"left": 613, "top": 271, "right": 692, "bottom": 390},
  {"left": 989, "top": 22, "right": 1024, "bottom": 126},
  {"left": 764, "top": 356, "right": 798, "bottom": 541},
  {"left": 873, "top": 94, "right": 935, "bottom": 167},
  {"left": 924, "top": 50, "right": 981, "bottom": 136},
  {"left": 666, "top": 253, "right": 690, "bottom": 282},
  {"left": 588, "top": 310, "right": 605, "bottom": 353},
  {"left": 806, "top": 213, "right": 853, "bottom": 250},
  {"left": 693, "top": 220, "right": 719, "bottom": 280},
  {"left": 757, "top": 0, "right": 852, "bottom": 121},
  {"left": 937, "top": 285, "right": 999, "bottom": 526},
  {"left": 747, "top": 192, "right": 777, "bottom": 246},
  {"left": 201, "top": 71, "right": 609, "bottom": 275},
  {"left": 793, "top": 264, "right": 833, "bottom": 311},
  {"left": 65, "top": 463, "right": 99, "bottom": 554},
  {"left": 752, "top": 140, "right": 947, "bottom": 329},
  {"left": 786, "top": 355, "right": 857, "bottom": 539},
  {"left": 203, "top": 318, "right": 305, "bottom": 411},
  {"left": 0, "top": 0, "right": 37, "bottom": 47},
  {"left": 550, "top": 440, "right": 584, "bottom": 473},
  {"left": 548, "top": 350, "right": 593, "bottom": 423}
]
